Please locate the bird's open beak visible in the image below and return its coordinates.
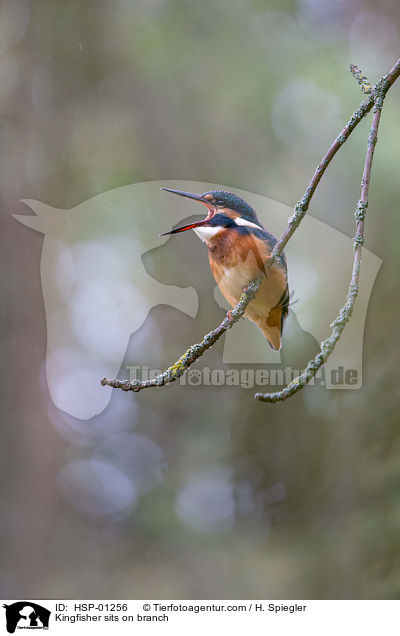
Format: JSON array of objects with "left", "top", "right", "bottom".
[{"left": 159, "top": 188, "right": 215, "bottom": 236}]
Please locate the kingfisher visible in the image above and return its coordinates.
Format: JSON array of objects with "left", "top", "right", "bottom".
[{"left": 160, "top": 188, "right": 289, "bottom": 351}]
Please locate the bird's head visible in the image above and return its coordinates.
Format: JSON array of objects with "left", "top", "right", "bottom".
[{"left": 160, "top": 188, "right": 263, "bottom": 237}]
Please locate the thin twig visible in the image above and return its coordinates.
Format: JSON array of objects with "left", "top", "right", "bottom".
[
  {"left": 101, "top": 58, "right": 400, "bottom": 398},
  {"left": 266, "top": 57, "right": 400, "bottom": 270},
  {"left": 349, "top": 64, "right": 372, "bottom": 94}
]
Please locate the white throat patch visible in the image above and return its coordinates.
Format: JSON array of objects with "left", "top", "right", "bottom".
[{"left": 193, "top": 225, "right": 223, "bottom": 242}]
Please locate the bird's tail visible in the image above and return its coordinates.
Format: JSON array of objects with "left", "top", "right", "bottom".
[
  {"left": 259, "top": 310, "right": 283, "bottom": 351},
  {"left": 260, "top": 287, "right": 290, "bottom": 351}
]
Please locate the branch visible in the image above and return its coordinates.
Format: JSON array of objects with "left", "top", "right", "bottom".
[
  {"left": 256, "top": 63, "right": 400, "bottom": 402},
  {"left": 101, "top": 277, "right": 262, "bottom": 391},
  {"left": 101, "top": 58, "right": 400, "bottom": 399}
]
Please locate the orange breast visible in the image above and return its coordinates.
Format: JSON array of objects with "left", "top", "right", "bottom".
[
  {"left": 208, "top": 230, "right": 288, "bottom": 350},
  {"left": 208, "top": 231, "right": 284, "bottom": 303}
]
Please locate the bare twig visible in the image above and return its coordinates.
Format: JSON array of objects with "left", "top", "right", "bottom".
[{"left": 101, "top": 58, "right": 400, "bottom": 399}]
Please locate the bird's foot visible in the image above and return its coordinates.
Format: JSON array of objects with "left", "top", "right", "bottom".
[{"left": 227, "top": 310, "right": 234, "bottom": 323}]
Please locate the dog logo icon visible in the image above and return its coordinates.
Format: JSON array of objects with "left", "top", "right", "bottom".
[{"left": 3, "top": 602, "right": 51, "bottom": 633}]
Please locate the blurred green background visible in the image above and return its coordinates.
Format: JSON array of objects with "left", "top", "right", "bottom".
[{"left": 1, "top": 0, "right": 400, "bottom": 599}]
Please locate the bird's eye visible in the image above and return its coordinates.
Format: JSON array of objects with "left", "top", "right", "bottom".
[{"left": 216, "top": 199, "right": 225, "bottom": 206}]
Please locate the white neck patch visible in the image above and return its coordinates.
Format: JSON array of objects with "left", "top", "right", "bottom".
[
  {"left": 234, "top": 217, "right": 262, "bottom": 230},
  {"left": 193, "top": 225, "right": 223, "bottom": 242}
]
